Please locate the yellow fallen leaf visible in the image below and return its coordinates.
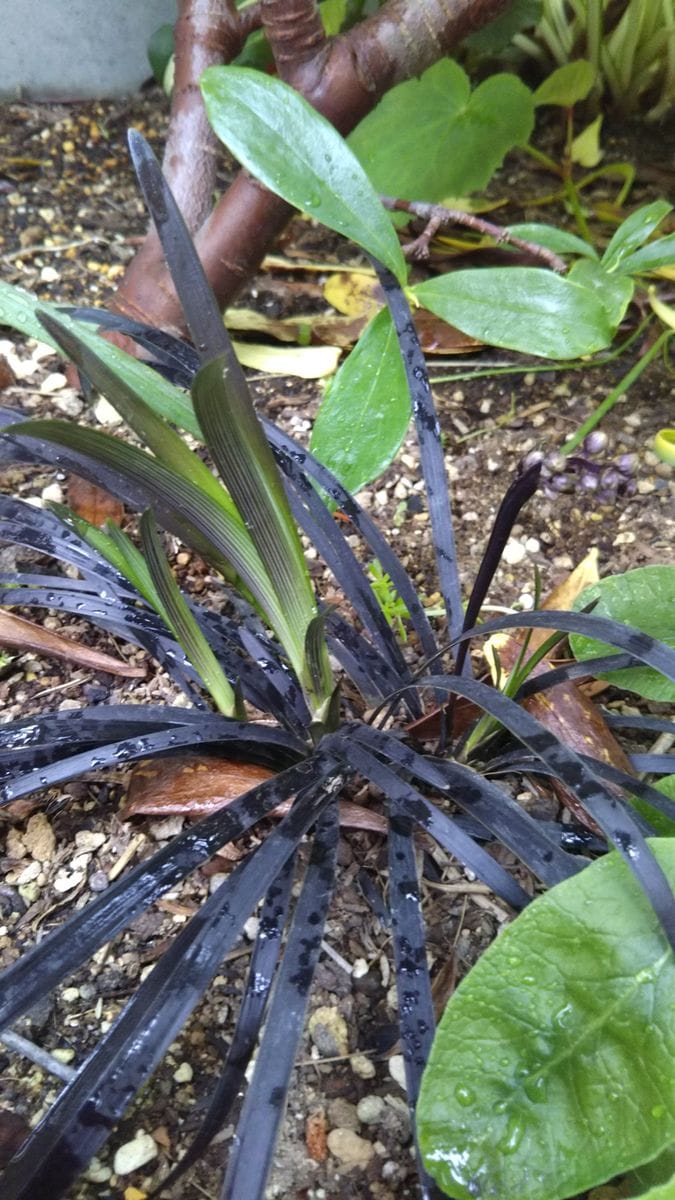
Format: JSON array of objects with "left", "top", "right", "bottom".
[
  {"left": 323, "top": 272, "right": 382, "bottom": 319},
  {"left": 543, "top": 546, "right": 599, "bottom": 611},
  {"left": 233, "top": 340, "right": 341, "bottom": 379},
  {"left": 649, "top": 287, "right": 675, "bottom": 329}
]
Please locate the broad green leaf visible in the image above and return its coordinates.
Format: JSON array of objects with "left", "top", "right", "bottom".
[
  {"left": 348, "top": 60, "right": 534, "bottom": 201},
  {"left": 413, "top": 268, "right": 613, "bottom": 359},
  {"left": 320, "top": 0, "right": 347, "bottom": 35},
  {"left": 615, "top": 233, "right": 675, "bottom": 277},
  {"left": 309, "top": 309, "right": 409, "bottom": 494},
  {"left": 0, "top": 280, "right": 200, "bottom": 436},
  {"left": 418, "top": 840, "right": 675, "bottom": 1200},
  {"left": 147, "top": 23, "right": 174, "bottom": 86},
  {"left": 602, "top": 201, "right": 673, "bottom": 273},
  {"left": 506, "top": 223, "right": 598, "bottom": 259},
  {"left": 36, "top": 310, "right": 233, "bottom": 514},
  {"left": 570, "top": 567, "right": 675, "bottom": 702},
  {"left": 534, "top": 60, "right": 597, "bottom": 107},
  {"left": 465, "top": 0, "right": 542, "bottom": 53},
  {"left": 201, "top": 65, "right": 406, "bottom": 285},
  {"left": 140, "top": 511, "right": 236, "bottom": 716},
  {"left": 192, "top": 356, "right": 330, "bottom": 710},
  {"left": 567, "top": 258, "right": 634, "bottom": 327}
]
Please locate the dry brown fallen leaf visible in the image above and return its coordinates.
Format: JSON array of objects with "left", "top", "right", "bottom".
[
  {"left": 67, "top": 474, "right": 124, "bottom": 527},
  {"left": 123, "top": 755, "right": 388, "bottom": 835},
  {"left": 484, "top": 548, "right": 632, "bottom": 832},
  {"left": 0, "top": 609, "right": 146, "bottom": 677}
]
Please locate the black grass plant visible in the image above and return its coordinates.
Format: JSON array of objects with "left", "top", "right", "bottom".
[{"left": 0, "top": 135, "right": 674, "bottom": 1200}]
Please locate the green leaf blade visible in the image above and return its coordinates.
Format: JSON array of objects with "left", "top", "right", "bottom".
[
  {"left": 140, "top": 511, "right": 236, "bottom": 716},
  {"left": 192, "top": 356, "right": 330, "bottom": 708},
  {"left": 413, "top": 268, "right": 613, "bottom": 359},
  {"left": 615, "top": 233, "right": 675, "bottom": 277},
  {"left": 309, "top": 309, "right": 409, "bottom": 493},
  {"left": 200, "top": 65, "right": 406, "bottom": 285},
  {"left": 601, "top": 201, "right": 673, "bottom": 273},
  {"left": 533, "top": 60, "right": 597, "bottom": 107},
  {"left": 571, "top": 566, "right": 675, "bottom": 702},
  {"left": 348, "top": 61, "right": 534, "bottom": 201},
  {"left": 418, "top": 840, "right": 675, "bottom": 1200}
]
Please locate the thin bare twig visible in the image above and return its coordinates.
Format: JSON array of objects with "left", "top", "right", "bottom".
[
  {"left": 1, "top": 1029, "right": 76, "bottom": 1083},
  {"left": 381, "top": 196, "right": 568, "bottom": 273}
]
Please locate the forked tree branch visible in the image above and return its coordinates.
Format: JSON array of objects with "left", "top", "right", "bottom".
[{"left": 113, "top": 0, "right": 511, "bottom": 334}]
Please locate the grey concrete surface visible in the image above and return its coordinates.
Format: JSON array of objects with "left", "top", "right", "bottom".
[{"left": 1, "top": 1, "right": 177, "bottom": 101}]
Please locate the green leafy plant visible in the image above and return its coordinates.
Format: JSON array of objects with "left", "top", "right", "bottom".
[
  {"left": 200, "top": 67, "right": 675, "bottom": 495},
  {"left": 1, "top": 94, "right": 674, "bottom": 1200},
  {"left": 512, "top": 0, "right": 675, "bottom": 120}
]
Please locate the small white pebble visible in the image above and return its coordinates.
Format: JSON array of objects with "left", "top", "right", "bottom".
[
  {"left": 113, "top": 1130, "right": 158, "bottom": 1175},
  {"left": 39, "top": 371, "right": 68, "bottom": 395},
  {"left": 243, "top": 916, "right": 260, "bottom": 940},
  {"left": 502, "top": 539, "right": 526, "bottom": 566},
  {"left": 524, "top": 537, "right": 540, "bottom": 553},
  {"left": 351, "top": 958, "right": 369, "bottom": 979},
  {"left": 41, "top": 482, "right": 63, "bottom": 505},
  {"left": 518, "top": 593, "right": 535, "bottom": 610},
  {"left": 40, "top": 266, "right": 59, "bottom": 283},
  {"left": 388, "top": 1054, "right": 407, "bottom": 1090},
  {"left": 173, "top": 1061, "right": 193, "bottom": 1083},
  {"left": 93, "top": 396, "right": 123, "bottom": 426}
]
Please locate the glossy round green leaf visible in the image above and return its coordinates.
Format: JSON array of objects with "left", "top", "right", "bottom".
[
  {"left": 200, "top": 65, "right": 406, "bottom": 285},
  {"left": 570, "top": 567, "right": 675, "bottom": 702},
  {"left": 601, "top": 201, "right": 673, "bottom": 273},
  {"left": 348, "top": 60, "right": 534, "bottom": 202},
  {"left": 567, "top": 258, "right": 634, "bottom": 328},
  {"left": 534, "top": 60, "right": 596, "bottom": 107},
  {"left": 418, "top": 840, "right": 675, "bottom": 1200},
  {"left": 309, "top": 309, "right": 409, "bottom": 494},
  {"left": 412, "top": 268, "right": 613, "bottom": 359}
]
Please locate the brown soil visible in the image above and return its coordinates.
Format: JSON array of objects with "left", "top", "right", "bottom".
[{"left": 0, "top": 89, "right": 673, "bottom": 1200}]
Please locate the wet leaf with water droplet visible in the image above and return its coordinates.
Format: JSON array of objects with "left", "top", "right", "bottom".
[{"left": 417, "top": 840, "right": 675, "bottom": 1200}]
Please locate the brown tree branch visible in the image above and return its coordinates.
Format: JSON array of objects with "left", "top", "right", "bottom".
[
  {"left": 381, "top": 196, "right": 568, "bottom": 272},
  {"left": 113, "top": 0, "right": 512, "bottom": 334}
]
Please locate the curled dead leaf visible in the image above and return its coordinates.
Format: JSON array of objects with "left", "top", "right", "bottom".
[
  {"left": 0, "top": 610, "right": 145, "bottom": 677},
  {"left": 123, "top": 755, "right": 388, "bottom": 834}
]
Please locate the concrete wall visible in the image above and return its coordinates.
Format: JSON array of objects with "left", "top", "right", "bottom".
[{"left": 1, "top": 1, "right": 177, "bottom": 101}]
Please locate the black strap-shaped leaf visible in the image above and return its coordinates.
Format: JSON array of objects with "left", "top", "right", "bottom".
[
  {"left": 330, "top": 732, "right": 530, "bottom": 909},
  {"left": 370, "top": 673, "right": 675, "bottom": 948},
  {"left": 150, "top": 854, "right": 297, "bottom": 1195},
  {"left": 0, "top": 754, "right": 341, "bottom": 1036},
  {"left": 351, "top": 723, "right": 579, "bottom": 887},
  {"left": 221, "top": 799, "right": 340, "bottom": 1199},
  {"left": 369, "top": 260, "right": 464, "bottom": 649},
  {"left": 0, "top": 776, "right": 341, "bottom": 1200},
  {"left": 386, "top": 801, "right": 445, "bottom": 1200}
]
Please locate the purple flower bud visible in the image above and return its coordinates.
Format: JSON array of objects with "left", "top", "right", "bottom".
[
  {"left": 544, "top": 451, "right": 566, "bottom": 474},
  {"left": 579, "top": 470, "right": 599, "bottom": 491},
  {"left": 600, "top": 468, "right": 621, "bottom": 491},
  {"left": 550, "top": 473, "right": 573, "bottom": 493},
  {"left": 617, "top": 453, "right": 638, "bottom": 475},
  {"left": 583, "top": 430, "right": 608, "bottom": 455},
  {"left": 521, "top": 450, "right": 544, "bottom": 471}
]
